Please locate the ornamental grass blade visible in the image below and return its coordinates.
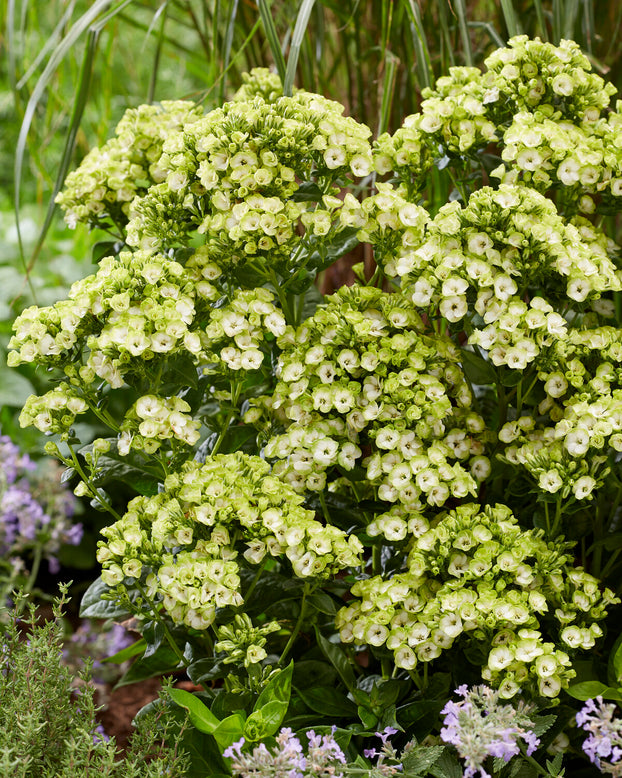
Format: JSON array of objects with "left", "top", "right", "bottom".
[
  {"left": 377, "top": 50, "right": 399, "bottom": 136},
  {"left": 532, "top": 0, "right": 549, "bottom": 40},
  {"left": 25, "top": 26, "right": 101, "bottom": 282},
  {"left": 13, "top": 0, "right": 133, "bottom": 280},
  {"left": 219, "top": 0, "right": 240, "bottom": 103},
  {"left": 402, "top": 0, "right": 433, "bottom": 90},
  {"left": 450, "top": 0, "right": 473, "bottom": 66},
  {"left": 258, "top": 0, "right": 287, "bottom": 82},
  {"left": 499, "top": 0, "right": 521, "bottom": 38},
  {"left": 283, "top": 0, "right": 317, "bottom": 97}
]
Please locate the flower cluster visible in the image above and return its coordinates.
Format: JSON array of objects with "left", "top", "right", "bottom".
[
  {"left": 440, "top": 684, "right": 539, "bottom": 778},
  {"left": 224, "top": 728, "right": 347, "bottom": 778},
  {"left": 496, "top": 108, "right": 622, "bottom": 212},
  {"left": 232, "top": 67, "right": 286, "bottom": 103},
  {"left": 483, "top": 36, "right": 615, "bottom": 119},
  {"left": 214, "top": 613, "right": 280, "bottom": 668},
  {"left": 386, "top": 184, "right": 621, "bottom": 370},
  {"left": 338, "top": 183, "right": 429, "bottom": 275},
  {"left": 263, "top": 285, "right": 486, "bottom": 509},
  {"left": 124, "top": 90, "right": 372, "bottom": 273},
  {"left": 202, "top": 288, "right": 286, "bottom": 374},
  {"left": 498, "top": 327, "right": 622, "bottom": 498},
  {"left": 56, "top": 100, "right": 204, "bottom": 229},
  {"left": 0, "top": 436, "right": 82, "bottom": 575},
  {"left": 377, "top": 36, "right": 620, "bottom": 218},
  {"left": 118, "top": 394, "right": 201, "bottom": 455},
  {"left": 8, "top": 247, "right": 225, "bottom": 438},
  {"left": 97, "top": 453, "right": 362, "bottom": 629},
  {"left": 336, "top": 503, "right": 617, "bottom": 698},
  {"left": 576, "top": 698, "right": 622, "bottom": 776}
]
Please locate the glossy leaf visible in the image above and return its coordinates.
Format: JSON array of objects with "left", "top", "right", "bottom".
[
  {"left": 168, "top": 688, "right": 221, "bottom": 734},
  {"left": 567, "top": 681, "right": 622, "bottom": 701},
  {"left": 315, "top": 628, "right": 357, "bottom": 692},
  {"left": 295, "top": 686, "right": 358, "bottom": 717},
  {"left": 79, "top": 576, "right": 132, "bottom": 620}
]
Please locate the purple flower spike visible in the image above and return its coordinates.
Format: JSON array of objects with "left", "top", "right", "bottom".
[{"left": 440, "top": 685, "right": 539, "bottom": 778}]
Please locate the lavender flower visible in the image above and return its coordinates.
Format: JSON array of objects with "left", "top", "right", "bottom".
[
  {"left": 0, "top": 434, "right": 82, "bottom": 578},
  {"left": 440, "top": 685, "right": 540, "bottom": 778},
  {"left": 363, "top": 727, "right": 404, "bottom": 776},
  {"left": 64, "top": 620, "right": 134, "bottom": 683},
  {"left": 223, "top": 726, "right": 346, "bottom": 777},
  {"left": 576, "top": 698, "right": 622, "bottom": 776}
]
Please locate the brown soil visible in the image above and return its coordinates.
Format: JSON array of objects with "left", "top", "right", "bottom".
[
  {"left": 98, "top": 678, "right": 202, "bottom": 753},
  {"left": 99, "top": 677, "right": 163, "bottom": 752}
]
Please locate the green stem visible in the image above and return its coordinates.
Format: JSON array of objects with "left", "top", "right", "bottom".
[
  {"left": 24, "top": 545, "right": 43, "bottom": 596},
  {"left": 211, "top": 409, "right": 235, "bottom": 456},
  {"left": 66, "top": 443, "right": 123, "bottom": 521},
  {"left": 319, "top": 490, "right": 331, "bottom": 522},
  {"left": 136, "top": 582, "right": 186, "bottom": 666},
  {"left": 550, "top": 498, "right": 563, "bottom": 538},
  {"left": 600, "top": 548, "right": 621, "bottom": 580},
  {"left": 519, "top": 747, "right": 555, "bottom": 777},
  {"left": 243, "top": 558, "right": 268, "bottom": 604},
  {"left": 279, "top": 581, "right": 312, "bottom": 666},
  {"left": 372, "top": 544, "right": 382, "bottom": 577}
]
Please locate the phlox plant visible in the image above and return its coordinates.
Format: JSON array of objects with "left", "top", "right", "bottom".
[{"left": 9, "top": 38, "right": 622, "bottom": 777}]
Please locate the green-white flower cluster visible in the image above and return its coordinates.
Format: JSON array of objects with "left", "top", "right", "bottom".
[
  {"left": 56, "top": 100, "right": 203, "bottom": 229},
  {"left": 214, "top": 613, "right": 280, "bottom": 668},
  {"left": 376, "top": 35, "right": 621, "bottom": 215},
  {"left": 124, "top": 89, "right": 372, "bottom": 271},
  {"left": 336, "top": 503, "right": 618, "bottom": 698},
  {"left": 202, "top": 288, "right": 286, "bottom": 374},
  {"left": 263, "top": 286, "right": 488, "bottom": 511},
  {"left": 387, "top": 184, "right": 620, "bottom": 369},
  {"left": 97, "top": 453, "right": 363, "bottom": 629}
]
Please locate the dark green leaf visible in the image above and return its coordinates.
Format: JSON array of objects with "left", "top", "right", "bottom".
[
  {"left": 295, "top": 686, "right": 358, "bottom": 717},
  {"left": 161, "top": 354, "right": 199, "bottom": 392},
  {"left": 532, "top": 714, "right": 557, "bottom": 737},
  {"left": 92, "top": 240, "right": 123, "bottom": 262},
  {"left": 213, "top": 712, "right": 246, "bottom": 749},
  {"left": 357, "top": 706, "right": 378, "bottom": 729},
  {"left": 115, "top": 643, "right": 181, "bottom": 688},
  {"left": 398, "top": 699, "right": 445, "bottom": 727},
  {"left": 315, "top": 628, "right": 357, "bottom": 692},
  {"left": 500, "top": 369, "right": 525, "bottom": 387},
  {"left": 79, "top": 576, "right": 132, "bottom": 620},
  {"left": 290, "top": 181, "right": 323, "bottom": 202},
  {"left": 0, "top": 368, "right": 35, "bottom": 407},
  {"left": 187, "top": 656, "right": 229, "bottom": 685},
  {"left": 308, "top": 591, "right": 337, "bottom": 615},
  {"left": 244, "top": 700, "right": 286, "bottom": 741},
  {"left": 460, "top": 348, "right": 497, "bottom": 385},
  {"left": 401, "top": 745, "right": 445, "bottom": 777},
  {"left": 292, "top": 660, "right": 337, "bottom": 689},
  {"left": 610, "top": 631, "right": 622, "bottom": 686},
  {"left": 428, "top": 749, "right": 464, "bottom": 778},
  {"left": 143, "top": 621, "right": 165, "bottom": 658},
  {"left": 102, "top": 638, "right": 146, "bottom": 665},
  {"left": 255, "top": 661, "right": 293, "bottom": 710}
]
